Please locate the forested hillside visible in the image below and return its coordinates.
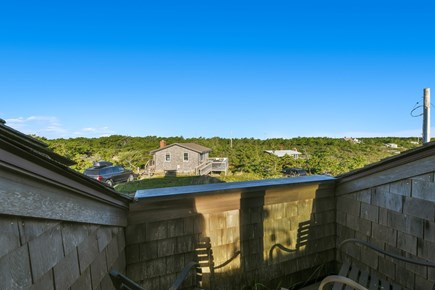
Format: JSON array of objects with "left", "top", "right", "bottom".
[{"left": 40, "top": 135, "right": 420, "bottom": 178}]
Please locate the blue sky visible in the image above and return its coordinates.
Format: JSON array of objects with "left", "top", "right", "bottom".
[{"left": 1, "top": 1, "right": 434, "bottom": 139}]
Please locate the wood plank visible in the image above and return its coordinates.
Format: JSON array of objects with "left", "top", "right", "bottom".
[
  {"left": 0, "top": 149, "right": 129, "bottom": 208},
  {"left": 410, "top": 179, "right": 435, "bottom": 202},
  {"left": 0, "top": 216, "right": 21, "bottom": 259},
  {"left": 358, "top": 270, "right": 369, "bottom": 288},
  {"left": 368, "top": 271, "right": 379, "bottom": 290},
  {"left": 380, "top": 278, "right": 391, "bottom": 290},
  {"left": 0, "top": 169, "right": 127, "bottom": 226},
  {"left": 344, "top": 265, "right": 360, "bottom": 290},
  {"left": 338, "top": 262, "right": 351, "bottom": 276},
  {"left": 266, "top": 183, "right": 335, "bottom": 205},
  {"left": 332, "top": 262, "right": 351, "bottom": 290},
  {"left": 128, "top": 207, "right": 197, "bottom": 224},
  {"left": 337, "top": 153, "right": 435, "bottom": 195}
]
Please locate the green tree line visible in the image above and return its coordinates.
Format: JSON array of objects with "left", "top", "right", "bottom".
[{"left": 39, "top": 135, "right": 420, "bottom": 178}]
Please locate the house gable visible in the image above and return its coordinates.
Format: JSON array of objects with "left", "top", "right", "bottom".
[
  {"left": 150, "top": 142, "right": 211, "bottom": 154},
  {"left": 151, "top": 143, "right": 211, "bottom": 174}
]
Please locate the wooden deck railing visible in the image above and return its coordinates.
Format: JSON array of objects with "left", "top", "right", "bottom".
[{"left": 195, "top": 161, "right": 213, "bottom": 175}]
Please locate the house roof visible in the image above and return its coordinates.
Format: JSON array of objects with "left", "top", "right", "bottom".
[
  {"left": 0, "top": 118, "right": 76, "bottom": 166},
  {"left": 150, "top": 142, "right": 212, "bottom": 154},
  {"left": 0, "top": 118, "right": 131, "bottom": 207},
  {"left": 265, "top": 150, "right": 301, "bottom": 157},
  {"left": 337, "top": 141, "right": 435, "bottom": 182}
]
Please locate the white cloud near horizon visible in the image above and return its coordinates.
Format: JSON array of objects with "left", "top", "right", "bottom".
[
  {"left": 263, "top": 128, "right": 426, "bottom": 139},
  {"left": 336, "top": 129, "right": 423, "bottom": 138},
  {"left": 5, "top": 116, "right": 116, "bottom": 139},
  {"left": 3, "top": 115, "right": 430, "bottom": 139},
  {"left": 73, "top": 126, "right": 115, "bottom": 137}
]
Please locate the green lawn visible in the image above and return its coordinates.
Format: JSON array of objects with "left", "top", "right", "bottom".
[
  {"left": 114, "top": 175, "right": 224, "bottom": 193},
  {"left": 114, "top": 173, "right": 282, "bottom": 194}
]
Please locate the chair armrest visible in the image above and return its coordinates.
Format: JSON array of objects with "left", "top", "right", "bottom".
[
  {"left": 109, "top": 270, "right": 145, "bottom": 290},
  {"left": 169, "top": 261, "right": 200, "bottom": 290},
  {"left": 339, "top": 238, "right": 435, "bottom": 268},
  {"left": 319, "top": 275, "right": 368, "bottom": 290}
]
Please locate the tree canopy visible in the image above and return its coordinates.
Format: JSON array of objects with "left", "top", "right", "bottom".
[{"left": 39, "top": 135, "right": 420, "bottom": 179}]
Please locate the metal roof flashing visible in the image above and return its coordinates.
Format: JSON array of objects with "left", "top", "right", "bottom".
[{"left": 134, "top": 175, "right": 336, "bottom": 199}]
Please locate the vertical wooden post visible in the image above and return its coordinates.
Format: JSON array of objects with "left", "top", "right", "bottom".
[{"left": 423, "top": 88, "right": 431, "bottom": 144}]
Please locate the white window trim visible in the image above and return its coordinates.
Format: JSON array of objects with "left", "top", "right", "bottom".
[
  {"left": 165, "top": 153, "right": 171, "bottom": 162},
  {"left": 183, "top": 152, "right": 189, "bottom": 162}
]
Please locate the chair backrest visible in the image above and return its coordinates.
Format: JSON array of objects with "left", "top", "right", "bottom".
[
  {"left": 169, "top": 237, "right": 214, "bottom": 290},
  {"left": 195, "top": 237, "right": 215, "bottom": 274}
]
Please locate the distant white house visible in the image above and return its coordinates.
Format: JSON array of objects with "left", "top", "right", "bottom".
[
  {"left": 385, "top": 143, "right": 399, "bottom": 149},
  {"left": 265, "top": 149, "right": 301, "bottom": 159},
  {"left": 343, "top": 137, "right": 362, "bottom": 144}
]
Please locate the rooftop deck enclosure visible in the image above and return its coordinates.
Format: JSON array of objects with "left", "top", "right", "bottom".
[
  {"left": 336, "top": 145, "right": 435, "bottom": 289},
  {"left": 5, "top": 113, "right": 435, "bottom": 289},
  {"left": 0, "top": 143, "right": 129, "bottom": 290},
  {"left": 127, "top": 176, "right": 336, "bottom": 289}
]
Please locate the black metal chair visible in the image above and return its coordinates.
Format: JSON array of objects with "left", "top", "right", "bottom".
[
  {"left": 109, "top": 270, "right": 145, "bottom": 290},
  {"left": 110, "top": 261, "right": 200, "bottom": 290},
  {"left": 319, "top": 238, "right": 435, "bottom": 290},
  {"left": 110, "top": 236, "right": 241, "bottom": 290}
]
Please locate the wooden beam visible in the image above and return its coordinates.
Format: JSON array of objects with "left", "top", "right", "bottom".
[
  {"left": 0, "top": 167, "right": 127, "bottom": 226},
  {"left": 337, "top": 154, "right": 435, "bottom": 195},
  {"left": 0, "top": 148, "right": 130, "bottom": 208}
]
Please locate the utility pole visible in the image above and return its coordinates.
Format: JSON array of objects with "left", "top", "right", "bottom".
[{"left": 423, "top": 88, "right": 431, "bottom": 144}]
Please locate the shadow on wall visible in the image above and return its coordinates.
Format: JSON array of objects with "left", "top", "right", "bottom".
[
  {"left": 126, "top": 196, "right": 207, "bottom": 289},
  {"left": 193, "top": 182, "right": 336, "bottom": 289},
  {"left": 125, "top": 179, "right": 336, "bottom": 289}
]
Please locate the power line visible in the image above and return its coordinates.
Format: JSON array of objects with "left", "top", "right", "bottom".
[
  {"left": 410, "top": 101, "right": 435, "bottom": 117},
  {"left": 410, "top": 101, "right": 423, "bottom": 117}
]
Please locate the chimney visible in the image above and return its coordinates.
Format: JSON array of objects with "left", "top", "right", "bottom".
[{"left": 160, "top": 140, "right": 167, "bottom": 148}]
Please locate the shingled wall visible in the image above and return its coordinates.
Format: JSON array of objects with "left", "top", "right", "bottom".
[
  {"left": 0, "top": 216, "right": 125, "bottom": 290},
  {"left": 0, "top": 147, "right": 129, "bottom": 290},
  {"left": 336, "top": 149, "right": 435, "bottom": 289},
  {"left": 127, "top": 177, "right": 337, "bottom": 289}
]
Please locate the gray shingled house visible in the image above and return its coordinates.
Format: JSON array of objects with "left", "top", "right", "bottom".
[{"left": 150, "top": 141, "right": 213, "bottom": 175}]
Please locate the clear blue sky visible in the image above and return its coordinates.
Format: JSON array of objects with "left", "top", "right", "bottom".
[{"left": 1, "top": 1, "right": 434, "bottom": 139}]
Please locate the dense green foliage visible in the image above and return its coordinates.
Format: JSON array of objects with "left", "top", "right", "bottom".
[{"left": 40, "top": 135, "right": 420, "bottom": 181}]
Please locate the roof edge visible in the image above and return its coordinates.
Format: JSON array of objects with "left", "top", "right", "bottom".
[
  {"left": 135, "top": 175, "right": 336, "bottom": 200},
  {"left": 150, "top": 142, "right": 212, "bottom": 154},
  {"left": 1, "top": 138, "right": 131, "bottom": 208},
  {"left": 337, "top": 142, "right": 435, "bottom": 183}
]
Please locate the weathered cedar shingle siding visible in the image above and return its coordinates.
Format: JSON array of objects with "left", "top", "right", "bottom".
[
  {"left": 129, "top": 176, "right": 337, "bottom": 289},
  {"left": 335, "top": 142, "right": 435, "bottom": 289},
  {"left": 0, "top": 120, "right": 129, "bottom": 290},
  {"left": 5, "top": 117, "right": 435, "bottom": 289},
  {"left": 151, "top": 143, "right": 211, "bottom": 174}
]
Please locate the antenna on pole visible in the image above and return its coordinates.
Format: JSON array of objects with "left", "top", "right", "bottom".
[{"left": 423, "top": 88, "right": 431, "bottom": 144}]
